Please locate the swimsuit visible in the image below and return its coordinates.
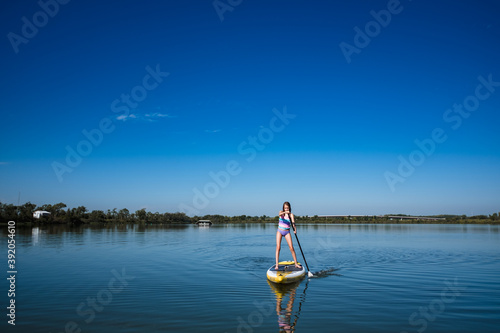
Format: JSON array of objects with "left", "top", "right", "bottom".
[{"left": 278, "top": 215, "right": 291, "bottom": 236}]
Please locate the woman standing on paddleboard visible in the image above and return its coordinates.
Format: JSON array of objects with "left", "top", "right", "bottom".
[{"left": 276, "top": 202, "right": 302, "bottom": 270}]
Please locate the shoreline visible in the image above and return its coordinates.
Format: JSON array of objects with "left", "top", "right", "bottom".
[
  {"left": 2, "top": 219, "right": 499, "bottom": 226},
  {"left": 2, "top": 202, "right": 499, "bottom": 225}
]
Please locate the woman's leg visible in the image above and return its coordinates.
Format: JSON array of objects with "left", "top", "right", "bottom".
[
  {"left": 275, "top": 230, "right": 282, "bottom": 269},
  {"left": 284, "top": 233, "right": 301, "bottom": 268}
]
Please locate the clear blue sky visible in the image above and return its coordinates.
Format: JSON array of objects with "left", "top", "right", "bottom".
[{"left": 1, "top": 0, "right": 499, "bottom": 216}]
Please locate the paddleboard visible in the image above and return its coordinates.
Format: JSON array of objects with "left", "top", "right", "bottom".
[{"left": 267, "top": 261, "right": 306, "bottom": 284}]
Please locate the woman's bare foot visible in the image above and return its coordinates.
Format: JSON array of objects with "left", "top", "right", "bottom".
[
  {"left": 295, "top": 263, "right": 302, "bottom": 269},
  {"left": 275, "top": 264, "right": 280, "bottom": 270}
]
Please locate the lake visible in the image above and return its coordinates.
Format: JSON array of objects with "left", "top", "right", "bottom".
[{"left": 2, "top": 223, "right": 499, "bottom": 332}]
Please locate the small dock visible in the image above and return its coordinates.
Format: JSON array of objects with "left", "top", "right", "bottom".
[{"left": 196, "top": 220, "right": 212, "bottom": 226}]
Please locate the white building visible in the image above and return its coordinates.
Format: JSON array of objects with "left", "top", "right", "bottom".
[{"left": 33, "top": 210, "right": 51, "bottom": 219}]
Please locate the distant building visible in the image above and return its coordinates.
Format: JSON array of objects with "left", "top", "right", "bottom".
[
  {"left": 33, "top": 210, "right": 51, "bottom": 219},
  {"left": 318, "top": 215, "right": 446, "bottom": 221}
]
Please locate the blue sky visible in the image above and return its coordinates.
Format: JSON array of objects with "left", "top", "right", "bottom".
[{"left": 1, "top": 0, "right": 499, "bottom": 216}]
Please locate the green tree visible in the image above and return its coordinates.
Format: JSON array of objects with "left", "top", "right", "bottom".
[
  {"left": 135, "top": 208, "right": 147, "bottom": 222},
  {"left": 89, "top": 210, "right": 106, "bottom": 222},
  {"left": 74, "top": 206, "right": 88, "bottom": 219},
  {"left": 6, "top": 204, "right": 17, "bottom": 220},
  {"left": 106, "top": 208, "right": 118, "bottom": 220},
  {"left": 118, "top": 208, "right": 130, "bottom": 222},
  {"left": 0, "top": 203, "right": 17, "bottom": 222},
  {"left": 38, "top": 203, "right": 67, "bottom": 217},
  {"left": 171, "top": 212, "right": 189, "bottom": 223},
  {"left": 66, "top": 206, "right": 88, "bottom": 223},
  {"left": 18, "top": 202, "right": 36, "bottom": 222},
  {"left": 146, "top": 211, "right": 161, "bottom": 223}
]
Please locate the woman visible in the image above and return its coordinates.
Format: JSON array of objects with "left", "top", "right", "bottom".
[{"left": 276, "top": 201, "right": 302, "bottom": 269}]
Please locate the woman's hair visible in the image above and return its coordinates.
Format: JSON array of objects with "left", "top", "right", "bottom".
[{"left": 282, "top": 201, "right": 292, "bottom": 212}]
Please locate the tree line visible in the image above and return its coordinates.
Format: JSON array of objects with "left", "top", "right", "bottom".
[
  {"left": 0, "top": 202, "right": 278, "bottom": 224},
  {"left": 0, "top": 202, "right": 189, "bottom": 224},
  {"left": 0, "top": 202, "right": 498, "bottom": 224}
]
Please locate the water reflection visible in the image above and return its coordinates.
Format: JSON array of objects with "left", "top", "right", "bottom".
[
  {"left": 267, "top": 280, "right": 309, "bottom": 332},
  {"left": 32, "top": 226, "right": 40, "bottom": 245},
  {"left": 300, "top": 223, "right": 500, "bottom": 234},
  {"left": 0, "top": 223, "right": 191, "bottom": 247}
]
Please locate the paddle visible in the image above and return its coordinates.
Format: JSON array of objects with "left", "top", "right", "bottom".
[{"left": 291, "top": 221, "right": 314, "bottom": 277}]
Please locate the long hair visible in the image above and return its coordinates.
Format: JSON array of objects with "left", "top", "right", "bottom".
[{"left": 282, "top": 201, "right": 292, "bottom": 213}]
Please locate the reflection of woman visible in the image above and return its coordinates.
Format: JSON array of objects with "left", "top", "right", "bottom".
[
  {"left": 277, "top": 285, "right": 297, "bottom": 332},
  {"left": 268, "top": 280, "right": 303, "bottom": 332}
]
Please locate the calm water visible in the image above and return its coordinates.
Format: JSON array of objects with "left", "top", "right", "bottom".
[{"left": 2, "top": 223, "right": 499, "bottom": 332}]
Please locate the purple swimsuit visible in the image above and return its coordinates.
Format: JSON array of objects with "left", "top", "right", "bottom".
[{"left": 278, "top": 214, "right": 291, "bottom": 236}]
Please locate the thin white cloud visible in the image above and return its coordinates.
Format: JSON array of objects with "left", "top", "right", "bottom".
[
  {"left": 116, "top": 113, "right": 137, "bottom": 121},
  {"left": 145, "top": 112, "right": 176, "bottom": 119},
  {"left": 0, "top": 162, "right": 10, "bottom": 165},
  {"left": 116, "top": 112, "right": 175, "bottom": 122},
  {"left": 205, "top": 129, "right": 221, "bottom": 133}
]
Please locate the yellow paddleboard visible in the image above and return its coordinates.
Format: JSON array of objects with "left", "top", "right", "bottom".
[{"left": 267, "top": 261, "right": 306, "bottom": 284}]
